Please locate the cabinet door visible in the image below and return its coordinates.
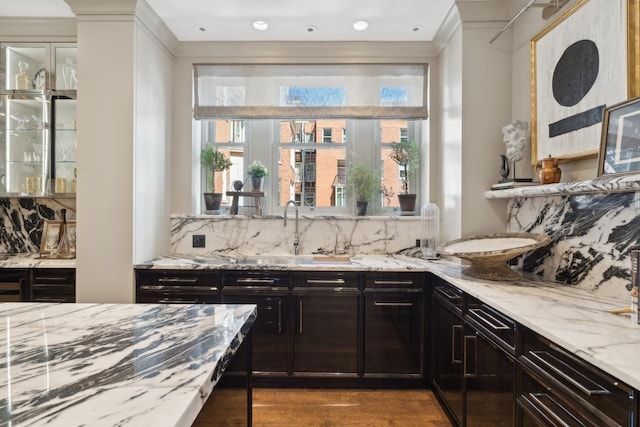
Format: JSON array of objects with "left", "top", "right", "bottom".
[
  {"left": 223, "top": 293, "right": 290, "bottom": 374},
  {"left": 0, "top": 269, "right": 29, "bottom": 302},
  {"left": 292, "top": 290, "right": 359, "bottom": 374},
  {"left": 431, "top": 293, "right": 464, "bottom": 426},
  {"left": 464, "top": 328, "right": 515, "bottom": 427},
  {"left": 30, "top": 268, "right": 75, "bottom": 302},
  {"left": 363, "top": 291, "right": 423, "bottom": 376}
]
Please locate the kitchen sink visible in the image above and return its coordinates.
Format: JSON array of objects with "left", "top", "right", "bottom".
[{"left": 236, "top": 255, "right": 351, "bottom": 265}]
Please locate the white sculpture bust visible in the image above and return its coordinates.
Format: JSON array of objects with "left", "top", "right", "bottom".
[{"left": 502, "top": 120, "right": 528, "bottom": 163}]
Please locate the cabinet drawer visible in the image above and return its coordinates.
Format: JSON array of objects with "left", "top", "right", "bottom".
[
  {"left": 295, "top": 271, "right": 359, "bottom": 289},
  {"left": 431, "top": 276, "right": 464, "bottom": 314},
  {"left": 30, "top": 268, "right": 75, "bottom": 303},
  {"left": 222, "top": 270, "right": 293, "bottom": 290},
  {"left": 465, "top": 295, "right": 516, "bottom": 354},
  {"left": 135, "top": 270, "right": 220, "bottom": 304},
  {"left": 520, "top": 329, "right": 635, "bottom": 426},
  {"left": 364, "top": 272, "right": 424, "bottom": 289}
]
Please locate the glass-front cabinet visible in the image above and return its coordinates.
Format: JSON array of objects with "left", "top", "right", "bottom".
[{"left": 0, "top": 42, "right": 77, "bottom": 196}]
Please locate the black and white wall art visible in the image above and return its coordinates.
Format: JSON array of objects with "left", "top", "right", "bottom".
[{"left": 531, "top": 0, "right": 627, "bottom": 163}]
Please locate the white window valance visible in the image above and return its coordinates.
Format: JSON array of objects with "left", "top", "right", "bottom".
[{"left": 193, "top": 64, "right": 428, "bottom": 120}]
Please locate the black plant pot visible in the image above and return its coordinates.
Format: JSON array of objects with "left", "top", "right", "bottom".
[
  {"left": 203, "top": 193, "right": 223, "bottom": 213},
  {"left": 397, "top": 194, "right": 417, "bottom": 215},
  {"left": 355, "top": 201, "right": 368, "bottom": 216}
]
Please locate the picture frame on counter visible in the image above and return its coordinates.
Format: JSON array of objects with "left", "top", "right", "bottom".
[
  {"left": 40, "top": 220, "right": 76, "bottom": 257},
  {"left": 597, "top": 96, "right": 640, "bottom": 177},
  {"left": 530, "top": 0, "right": 628, "bottom": 164}
]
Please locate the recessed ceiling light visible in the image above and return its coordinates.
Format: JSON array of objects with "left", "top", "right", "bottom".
[
  {"left": 194, "top": 25, "right": 207, "bottom": 33},
  {"left": 252, "top": 20, "right": 269, "bottom": 31},
  {"left": 411, "top": 25, "right": 423, "bottom": 33},
  {"left": 352, "top": 20, "right": 369, "bottom": 31},
  {"left": 304, "top": 25, "right": 318, "bottom": 33}
]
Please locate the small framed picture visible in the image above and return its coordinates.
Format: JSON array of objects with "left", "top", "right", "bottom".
[
  {"left": 40, "top": 220, "right": 76, "bottom": 257},
  {"left": 597, "top": 96, "right": 640, "bottom": 177}
]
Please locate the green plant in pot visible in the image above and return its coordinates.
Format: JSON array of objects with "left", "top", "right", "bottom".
[
  {"left": 347, "top": 157, "right": 380, "bottom": 216},
  {"left": 201, "top": 144, "right": 232, "bottom": 213},
  {"left": 389, "top": 139, "right": 419, "bottom": 215},
  {"left": 247, "top": 160, "right": 268, "bottom": 192}
]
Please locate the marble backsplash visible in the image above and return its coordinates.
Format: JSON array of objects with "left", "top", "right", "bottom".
[
  {"left": 509, "top": 192, "right": 640, "bottom": 299},
  {"left": 171, "top": 215, "right": 423, "bottom": 258},
  {"left": 0, "top": 198, "right": 76, "bottom": 253}
]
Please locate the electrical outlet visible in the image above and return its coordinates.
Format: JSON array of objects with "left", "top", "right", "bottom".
[
  {"left": 192, "top": 235, "right": 206, "bottom": 248},
  {"left": 416, "top": 239, "right": 421, "bottom": 248}
]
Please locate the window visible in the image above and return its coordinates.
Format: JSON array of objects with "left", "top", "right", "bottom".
[
  {"left": 194, "top": 64, "right": 427, "bottom": 214},
  {"left": 322, "top": 128, "right": 332, "bottom": 143}
]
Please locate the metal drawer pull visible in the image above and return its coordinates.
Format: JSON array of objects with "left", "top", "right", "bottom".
[
  {"left": 277, "top": 299, "right": 282, "bottom": 334},
  {"left": 469, "top": 308, "right": 510, "bottom": 330},
  {"left": 374, "top": 302, "right": 413, "bottom": 307},
  {"left": 299, "top": 300, "right": 303, "bottom": 334},
  {"left": 526, "top": 393, "right": 583, "bottom": 427},
  {"left": 452, "top": 324, "right": 463, "bottom": 364},
  {"left": 436, "top": 287, "right": 461, "bottom": 301},
  {"left": 158, "top": 277, "right": 199, "bottom": 284},
  {"left": 139, "top": 285, "right": 218, "bottom": 293},
  {"left": 373, "top": 280, "right": 414, "bottom": 286},
  {"left": 463, "top": 335, "right": 477, "bottom": 377},
  {"left": 236, "top": 278, "right": 276, "bottom": 285},
  {"left": 306, "top": 279, "right": 346, "bottom": 285},
  {"left": 159, "top": 299, "right": 198, "bottom": 304},
  {"left": 529, "top": 351, "right": 611, "bottom": 396}
]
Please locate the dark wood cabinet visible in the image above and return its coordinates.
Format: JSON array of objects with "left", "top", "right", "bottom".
[
  {"left": 0, "top": 269, "right": 29, "bottom": 302},
  {"left": 464, "top": 295, "right": 516, "bottom": 427},
  {"left": 431, "top": 276, "right": 516, "bottom": 427},
  {"left": 135, "top": 270, "right": 220, "bottom": 304},
  {"left": 363, "top": 272, "right": 424, "bottom": 377},
  {"left": 292, "top": 271, "right": 360, "bottom": 375},
  {"left": 517, "top": 328, "right": 636, "bottom": 427},
  {"left": 30, "top": 268, "right": 75, "bottom": 302},
  {"left": 221, "top": 271, "right": 293, "bottom": 375},
  {"left": 431, "top": 278, "right": 464, "bottom": 426}
]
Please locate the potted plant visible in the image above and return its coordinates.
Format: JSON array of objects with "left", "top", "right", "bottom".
[
  {"left": 389, "top": 139, "right": 419, "bottom": 214},
  {"left": 201, "top": 144, "right": 232, "bottom": 212},
  {"left": 347, "top": 158, "right": 380, "bottom": 216},
  {"left": 247, "top": 160, "right": 268, "bottom": 192}
]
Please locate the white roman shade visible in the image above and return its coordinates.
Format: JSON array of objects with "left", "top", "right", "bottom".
[{"left": 193, "top": 64, "right": 428, "bottom": 120}]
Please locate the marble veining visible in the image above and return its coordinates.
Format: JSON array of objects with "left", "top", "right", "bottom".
[
  {"left": 0, "top": 302, "right": 256, "bottom": 427},
  {"left": 171, "top": 215, "right": 422, "bottom": 257},
  {"left": 0, "top": 253, "right": 75, "bottom": 269},
  {"left": 509, "top": 192, "right": 640, "bottom": 299},
  {"left": 0, "top": 198, "right": 76, "bottom": 254}
]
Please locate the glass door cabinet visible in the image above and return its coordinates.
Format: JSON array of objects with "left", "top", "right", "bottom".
[{"left": 0, "top": 42, "right": 76, "bottom": 196}]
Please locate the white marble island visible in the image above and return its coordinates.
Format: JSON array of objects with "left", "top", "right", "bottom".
[{"left": 0, "top": 302, "right": 256, "bottom": 427}]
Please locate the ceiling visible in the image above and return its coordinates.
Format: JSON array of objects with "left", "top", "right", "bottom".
[{"left": 0, "top": 0, "right": 457, "bottom": 42}]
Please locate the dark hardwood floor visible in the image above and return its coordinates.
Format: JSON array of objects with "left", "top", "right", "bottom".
[{"left": 194, "top": 388, "right": 452, "bottom": 426}]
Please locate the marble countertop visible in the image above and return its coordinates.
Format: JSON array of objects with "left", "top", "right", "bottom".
[
  {"left": 138, "top": 253, "right": 640, "bottom": 390},
  {"left": 0, "top": 254, "right": 76, "bottom": 269},
  {"left": 134, "top": 253, "right": 431, "bottom": 271},
  {"left": 0, "top": 302, "right": 257, "bottom": 427},
  {"left": 426, "top": 261, "right": 640, "bottom": 391}
]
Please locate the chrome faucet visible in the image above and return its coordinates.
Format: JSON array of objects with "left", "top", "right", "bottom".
[{"left": 284, "top": 200, "right": 299, "bottom": 255}]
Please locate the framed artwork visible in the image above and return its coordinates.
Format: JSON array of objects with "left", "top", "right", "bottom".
[
  {"left": 531, "top": 0, "right": 629, "bottom": 164},
  {"left": 40, "top": 220, "right": 76, "bottom": 257},
  {"left": 597, "top": 96, "right": 640, "bottom": 176}
]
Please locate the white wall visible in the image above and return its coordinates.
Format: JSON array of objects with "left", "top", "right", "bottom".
[
  {"left": 72, "top": 1, "right": 175, "bottom": 303},
  {"left": 133, "top": 22, "right": 173, "bottom": 264},
  {"left": 460, "top": 22, "right": 511, "bottom": 236},
  {"left": 74, "top": 18, "right": 136, "bottom": 303},
  {"left": 438, "top": 25, "right": 464, "bottom": 243}
]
